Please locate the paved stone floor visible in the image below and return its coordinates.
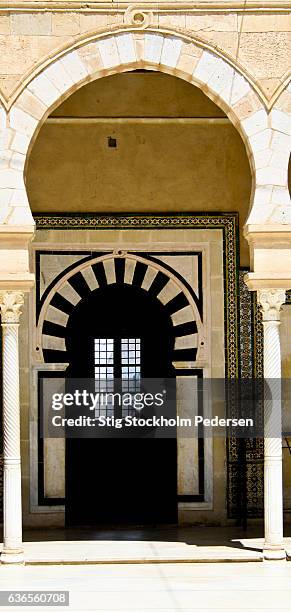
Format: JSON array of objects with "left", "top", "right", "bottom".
[
  {"left": 1, "top": 527, "right": 291, "bottom": 611},
  {"left": 2, "top": 525, "right": 291, "bottom": 563},
  {"left": 1, "top": 560, "right": 291, "bottom": 611},
  {"left": 1, "top": 525, "right": 264, "bottom": 563},
  {"left": 4, "top": 539, "right": 263, "bottom": 563}
]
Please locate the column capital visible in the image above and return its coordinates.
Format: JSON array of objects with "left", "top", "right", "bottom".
[
  {"left": 0, "top": 291, "right": 24, "bottom": 324},
  {"left": 257, "top": 288, "right": 286, "bottom": 322}
]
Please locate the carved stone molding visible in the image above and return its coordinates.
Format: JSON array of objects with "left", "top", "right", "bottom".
[
  {"left": 0, "top": 291, "right": 24, "bottom": 324},
  {"left": 0, "top": 0, "right": 288, "bottom": 9},
  {"left": 257, "top": 289, "right": 286, "bottom": 322}
]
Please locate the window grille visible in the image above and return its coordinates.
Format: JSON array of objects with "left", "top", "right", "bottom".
[{"left": 94, "top": 338, "right": 141, "bottom": 418}]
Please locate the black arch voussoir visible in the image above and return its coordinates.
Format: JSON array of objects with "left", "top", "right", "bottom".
[
  {"left": 91, "top": 262, "right": 107, "bottom": 287},
  {"left": 174, "top": 321, "right": 198, "bottom": 337},
  {"left": 147, "top": 271, "right": 169, "bottom": 298},
  {"left": 114, "top": 258, "right": 125, "bottom": 284},
  {"left": 164, "top": 292, "right": 190, "bottom": 316},
  {"left": 132, "top": 261, "right": 148, "bottom": 287},
  {"left": 42, "top": 320, "right": 66, "bottom": 338},
  {"left": 67, "top": 272, "right": 91, "bottom": 298},
  {"left": 50, "top": 293, "right": 75, "bottom": 316}
]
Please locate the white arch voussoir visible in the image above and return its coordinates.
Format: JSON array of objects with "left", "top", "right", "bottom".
[
  {"left": 1, "top": 29, "right": 290, "bottom": 228},
  {"left": 252, "top": 81, "right": 291, "bottom": 224}
]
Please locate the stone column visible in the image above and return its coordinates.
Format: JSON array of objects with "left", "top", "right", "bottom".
[
  {"left": 0, "top": 291, "right": 25, "bottom": 564},
  {"left": 258, "top": 289, "right": 286, "bottom": 560}
]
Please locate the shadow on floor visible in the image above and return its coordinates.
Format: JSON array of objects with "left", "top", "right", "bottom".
[
  {"left": 1, "top": 525, "right": 291, "bottom": 554},
  {"left": 0, "top": 524, "right": 271, "bottom": 550}
]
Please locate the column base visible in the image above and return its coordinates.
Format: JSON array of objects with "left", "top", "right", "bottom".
[
  {"left": 263, "top": 546, "right": 286, "bottom": 560},
  {"left": 1, "top": 549, "right": 24, "bottom": 564}
]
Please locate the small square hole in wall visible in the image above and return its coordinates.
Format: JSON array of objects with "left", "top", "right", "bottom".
[{"left": 107, "top": 137, "right": 117, "bottom": 148}]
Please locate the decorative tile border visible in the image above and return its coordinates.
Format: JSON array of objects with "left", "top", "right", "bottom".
[
  {"left": 239, "top": 269, "right": 263, "bottom": 378},
  {"left": 252, "top": 290, "right": 264, "bottom": 379},
  {"left": 239, "top": 270, "right": 253, "bottom": 379},
  {"left": 228, "top": 270, "right": 264, "bottom": 520}
]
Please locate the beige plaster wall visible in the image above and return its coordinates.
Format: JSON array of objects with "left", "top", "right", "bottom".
[
  {"left": 0, "top": 9, "right": 290, "bottom": 107},
  {"left": 26, "top": 73, "right": 252, "bottom": 267},
  {"left": 50, "top": 71, "right": 226, "bottom": 118}
]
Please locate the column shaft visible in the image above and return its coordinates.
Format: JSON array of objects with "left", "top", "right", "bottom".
[
  {"left": 0, "top": 291, "right": 24, "bottom": 564},
  {"left": 259, "top": 289, "right": 285, "bottom": 560}
]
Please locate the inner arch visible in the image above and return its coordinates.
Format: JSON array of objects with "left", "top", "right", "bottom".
[{"left": 27, "top": 70, "right": 252, "bottom": 265}]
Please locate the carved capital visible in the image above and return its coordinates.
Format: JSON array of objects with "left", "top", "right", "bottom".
[
  {"left": 0, "top": 291, "right": 24, "bottom": 324},
  {"left": 257, "top": 289, "right": 286, "bottom": 322}
]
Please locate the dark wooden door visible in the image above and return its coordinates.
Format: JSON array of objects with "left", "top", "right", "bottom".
[{"left": 65, "top": 283, "right": 177, "bottom": 526}]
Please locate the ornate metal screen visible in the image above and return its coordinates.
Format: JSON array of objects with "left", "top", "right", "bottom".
[{"left": 226, "top": 271, "right": 264, "bottom": 523}]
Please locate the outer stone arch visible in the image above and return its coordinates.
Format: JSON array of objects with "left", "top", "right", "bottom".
[
  {"left": 264, "top": 80, "right": 291, "bottom": 223},
  {"left": 1, "top": 27, "right": 291, "bottom": 230}
]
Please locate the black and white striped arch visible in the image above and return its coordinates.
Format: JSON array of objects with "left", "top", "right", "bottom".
[{"left": 37, "top": 254, "right": 203, "bottom": 365}]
